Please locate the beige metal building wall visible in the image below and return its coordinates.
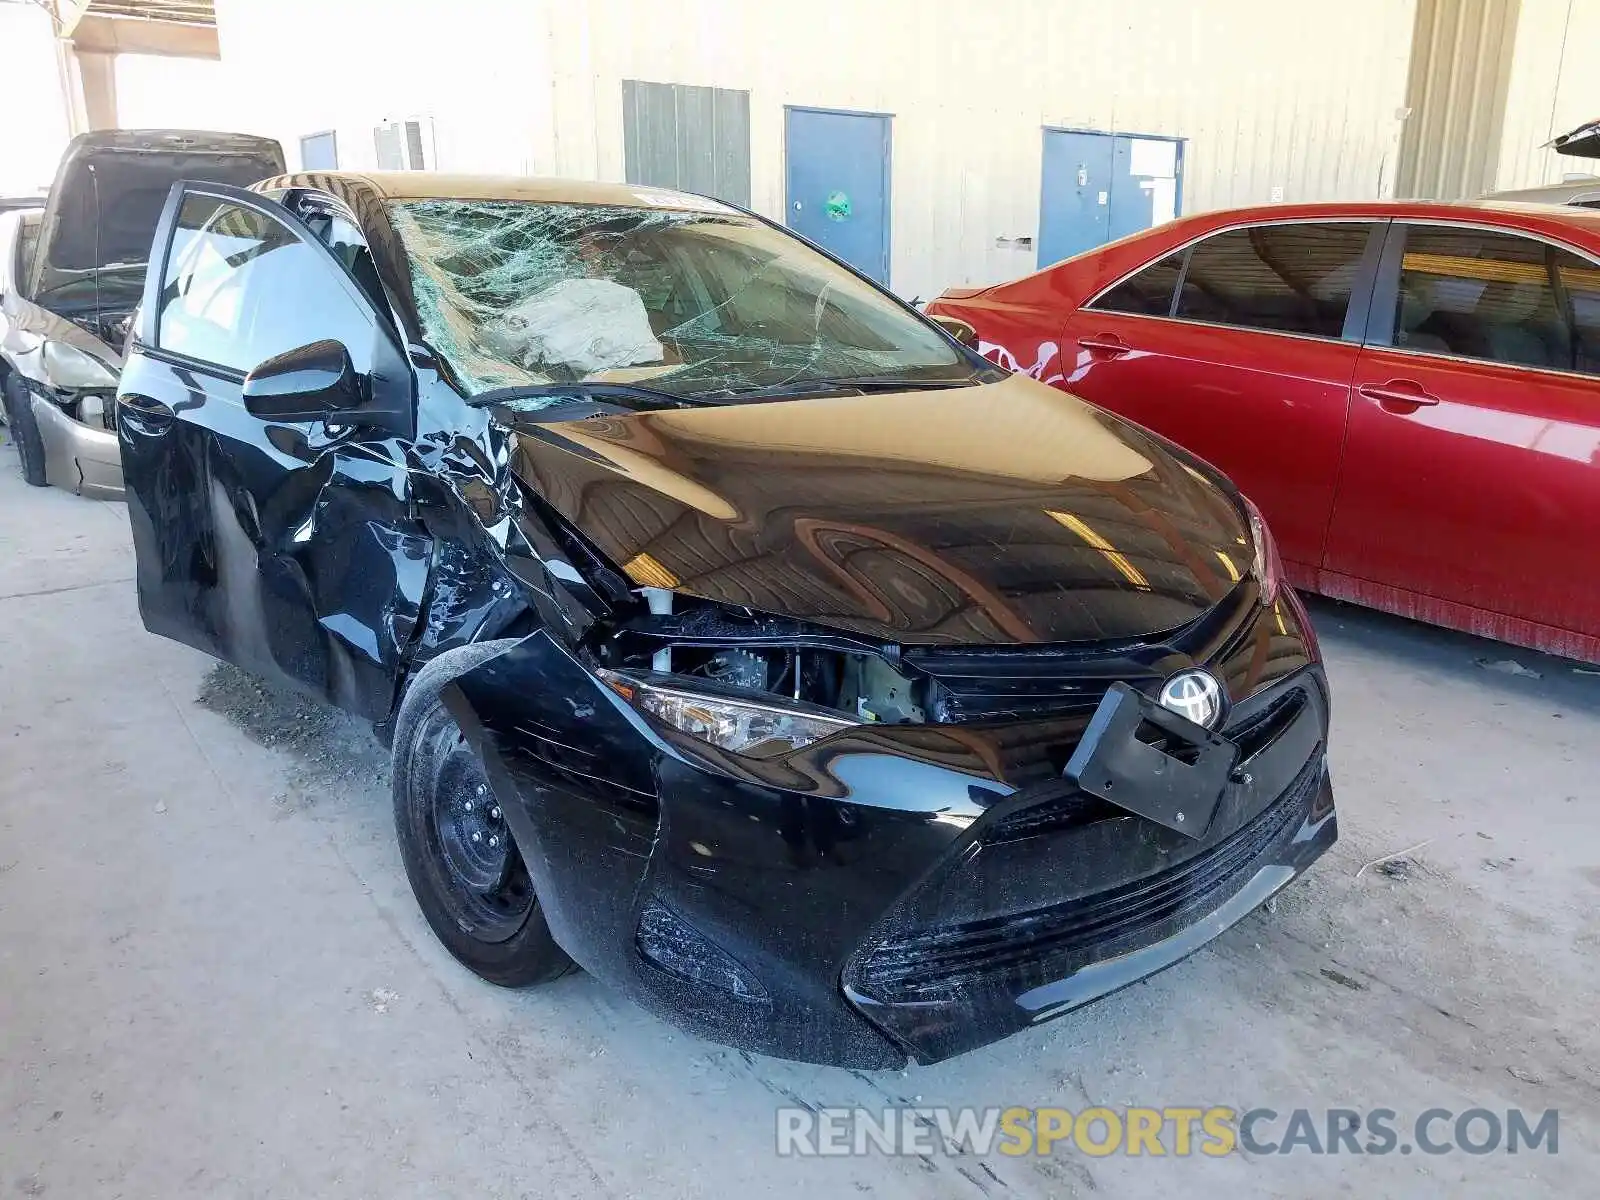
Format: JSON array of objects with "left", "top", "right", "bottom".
[
  {"left": 1393, "top": 0, "right": 1522, "bottom": 199},
  {"left": 1496, "top": 0, "right": 1600, "bottom": 190},
  {"left": 213, "top": 0, "right": 1418, "bottom": 298},
  {"left": 539, "top": 0, "right": 1418, "bottom": 297}
]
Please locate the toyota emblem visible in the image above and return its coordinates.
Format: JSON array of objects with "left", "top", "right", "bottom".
[{"left": 1158, "top": 670, "right": 1226, "bottom": 729}]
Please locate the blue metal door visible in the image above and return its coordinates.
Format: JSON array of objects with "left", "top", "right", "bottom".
[
  {"left": 1110, "top": 135, "right": 1181, "bottom": 242},
  {"left": 1040, "top": 130, "right": 1183, "bottom": 266},
  {"left": 1038, "top": 130, "right": 1114, "bottom": 267},
  {"left": 785, "top": 108, "right": 891, "bottom": 284}
]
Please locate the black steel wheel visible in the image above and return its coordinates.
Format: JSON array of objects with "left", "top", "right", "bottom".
[{"left": 392, "top": 642, "right": 575, "bottom": 987}]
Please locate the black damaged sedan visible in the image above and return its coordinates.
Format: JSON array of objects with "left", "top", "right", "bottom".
[{"left": 118, "top": 172, "right": 1335, "bottom": 1067}]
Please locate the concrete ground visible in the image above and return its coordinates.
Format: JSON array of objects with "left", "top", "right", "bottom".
[{"left": 1, "top": 438, "right": 1595, "bottom": 1199}]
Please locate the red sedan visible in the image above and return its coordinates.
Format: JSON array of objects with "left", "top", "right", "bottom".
[{"left": 928, "top": 201, "right": 1600, "bottom": 663}]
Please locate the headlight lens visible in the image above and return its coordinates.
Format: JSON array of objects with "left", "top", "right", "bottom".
[
  {"left": 42, "top": 340, "right": 118, "bottom": 389},
  {"left": 597, "top": 669, "right": 856, "bottom": 755},
  {"left": 1243, "top": 496, "right": 1283, "bottom": 605}
]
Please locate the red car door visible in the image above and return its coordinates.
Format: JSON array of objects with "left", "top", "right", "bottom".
[
  {"left": 1322, "top": 221, "right": 1600, "bottom": 648},
  {"left": 1060, "top": 220, "right": 1386, "bottom": 576}
]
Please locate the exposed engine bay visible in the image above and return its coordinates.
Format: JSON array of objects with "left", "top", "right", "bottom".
[
  {"left": 599, "top": 595, "right": 928, "bottom": 727},
  {"left": 64, "top": 388, "right": 120, "bottom": 432}
]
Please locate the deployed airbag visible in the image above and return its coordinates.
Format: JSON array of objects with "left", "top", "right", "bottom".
[{"left": 484, "top": 278, "right": 663, "bottom": 376}]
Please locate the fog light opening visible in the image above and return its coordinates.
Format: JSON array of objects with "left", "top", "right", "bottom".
[{"left": 635, "top": 901, "right": 769, "bottom": 1003}]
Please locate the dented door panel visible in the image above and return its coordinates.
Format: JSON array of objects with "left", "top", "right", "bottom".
[{"left": 121, "top": 349, "right": 434, "bottom": 718}]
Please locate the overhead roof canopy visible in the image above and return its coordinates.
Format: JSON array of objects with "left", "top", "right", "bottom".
[
  {"left": 58, "top": 0, "right": 214, "bottom": 30},
  {"left": 53, "top": 0, "right": 218, "bottom": 57}
]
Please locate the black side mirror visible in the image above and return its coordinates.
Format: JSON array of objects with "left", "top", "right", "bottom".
[
  {"left": 929, "top": 315, "right": 977, "bottom": 346},
  {"left": 242, "top": 339, "right": 362, "bottom": 422}
]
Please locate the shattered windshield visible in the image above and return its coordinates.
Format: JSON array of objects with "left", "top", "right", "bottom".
[{"left": 386, "top": 199, "right": 973, "bottom": 401}]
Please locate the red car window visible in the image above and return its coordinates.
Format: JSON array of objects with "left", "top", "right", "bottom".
[
  {"left": 1174, "top": 223, "right": 1373, "bottom": 339},
  {"left": 1089, "top": 252, "right": 1184, "bottom": 316},
  {"left": 1556, "top": 252, "right": 1600, "bottom": 375},
  {"left": 1394, "top": 225, "right": 1593, "bottom": 373}
]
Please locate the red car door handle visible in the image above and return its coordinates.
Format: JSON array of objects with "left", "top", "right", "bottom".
[
  {"left": 1078, "top": 334, "right": 1131, "bottom": 357},
  {"left": 1357, "top": 380, "right": 1440, "bottom": 412}
]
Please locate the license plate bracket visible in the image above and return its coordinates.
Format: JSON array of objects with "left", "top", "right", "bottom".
[{"left": 1064, "top": 681, "right": 1238, "bottom": 839}]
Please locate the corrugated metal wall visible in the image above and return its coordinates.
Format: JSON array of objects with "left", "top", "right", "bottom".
[
  {"left": 540, "top": 0, "right": 1419, "bottom": 298},
  {"left": 1496, "top": 0, "right": 1600, "bottom": 190},
  {"left": 212, "top": 0, "right": 1597, "bottom": 299},
  {"left": 621, "top": 80, "right": 752, "bottom": 206},
  {"left": 1395, "top": 0, "right": 1521, "bottom": 199}
]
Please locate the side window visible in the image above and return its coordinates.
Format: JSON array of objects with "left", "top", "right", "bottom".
[
  {"left": 300, "top": 207, "right": 389, "bottom": 316},
  {"left": 1090, "top": 253, "right": 1184, "bottom": 316},
  {"left": 1394, "top": 226, "right": 1573, "bottom": 371},
  {"left": 1555, "top": 251, "right": 1600, "bottom": 376},
  {"left": 158, "top": 196, "right": 375, "bottom": 375},
  {"left": 1175, "top": 223, "right": 1374, "bottom": 338}
]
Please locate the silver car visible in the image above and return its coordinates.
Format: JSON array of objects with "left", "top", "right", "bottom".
[
  {"left": 0, "top": 130, "right": 283, "bottom": 497},
  {"left": 1482, "top": 118, "right": 1600, "bottom": 209}
]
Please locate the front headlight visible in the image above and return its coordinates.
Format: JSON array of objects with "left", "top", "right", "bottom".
[
  {"left": 1242, "top": 496, "right": 1284, "bottom": 605},
  {"left": 597, "top": 669, "right": 857, "bottom": 755},
  {"left": 42, "top": 340, "right": 118, "bottom": 389}
]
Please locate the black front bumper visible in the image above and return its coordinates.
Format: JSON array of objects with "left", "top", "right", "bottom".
[
  {"left": 449, "top": 602, "right": 1336, "bottom": 1068},
  {"left": 844, "top": 748, "right": 1333, "bottom": 1062}
]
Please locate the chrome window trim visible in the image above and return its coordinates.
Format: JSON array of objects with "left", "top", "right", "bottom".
[
  {"left": 1064, "top": 306, "right": 1361, "bottom": 350},
  {"left": 1361, "top": 340, "right": 1600, "bottom": 384}
]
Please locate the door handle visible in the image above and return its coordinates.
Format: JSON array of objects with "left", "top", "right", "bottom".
[
  {"left": 1078, "top": 333, "right": 1131, "bottom": 358},
  {"left": 1357, "top": 380, "right": 1440, "bottom": 413}
]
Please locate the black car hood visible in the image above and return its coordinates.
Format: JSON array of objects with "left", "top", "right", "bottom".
[
  {"left": 506, "top": 374, "right": 1254, "bottom": 646},
  {"left": 29, "top": 129, "right": 284, "bottom": 301}
]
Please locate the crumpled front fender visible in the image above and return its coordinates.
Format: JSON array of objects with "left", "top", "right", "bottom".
[{"left": 442, "top": 630, "right": 661, "bottom": 989}]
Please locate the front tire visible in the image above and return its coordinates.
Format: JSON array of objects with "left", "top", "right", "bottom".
[
  {"left": 1, "top": 375, "right": 48, "bottom": 487},
  {"left": 391, "top": 641, "right": 575, "bottom": 987}
]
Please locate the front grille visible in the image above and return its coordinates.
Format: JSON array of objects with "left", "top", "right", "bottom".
[
  {"left": 918, "top": 666, "right": 1131, "bottom": 724},
  {"left": 900, "top": 582, "right": 1266, "bottom": 724},
  {"left": 855, "top": 751, "right": 1325, "bottom": 1000}
]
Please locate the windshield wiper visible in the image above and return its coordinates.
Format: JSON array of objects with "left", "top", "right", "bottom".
[
  {"left": 469, "top": 382, "right": 704, "bottom": 413},
  {"left": 705, "top": 374, "right": 981, "bottom": 401}
]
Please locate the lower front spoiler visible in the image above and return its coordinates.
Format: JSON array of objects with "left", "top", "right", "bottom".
[
  {"left": 845, "top": 772, "right": 1337, "bottom": 1064},
  {"left": 32, "top": 395, "right": 124, "bottom": 500}
]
